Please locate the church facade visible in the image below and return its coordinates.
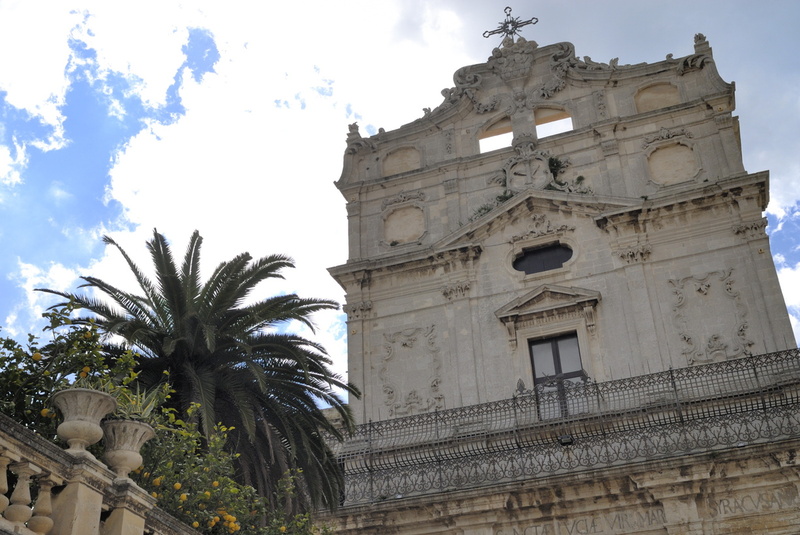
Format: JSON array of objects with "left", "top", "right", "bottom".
[{"left": 323, "top": 27, "right": 799, "bottom": 535}]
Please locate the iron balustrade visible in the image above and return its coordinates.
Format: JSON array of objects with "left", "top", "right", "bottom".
[{"left": 332, "top": 349, "right": 800, "bottom": 505}]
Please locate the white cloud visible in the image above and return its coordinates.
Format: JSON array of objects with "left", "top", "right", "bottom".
[
  {"left": 5, "top": 259, "right": 80, "bottom": 337},
  {"left": 0, "top": 141, "right": 26, "bottom": 186},
  {"left": 0, "top": 2, "right": 78, "bottom": 129},
  {"left": 4, "top": 0, "right": 800, "bottom": 384},
  {"left": 777, "top": 262, "right": 800, "bottom": 345}
]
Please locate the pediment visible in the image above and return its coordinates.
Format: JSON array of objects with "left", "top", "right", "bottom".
[
  {"left": 434, "top": 190, "right": 633, "bottom": 250},
  {"left": 496, "top": 284, "right": 601, "bottom": 321}
]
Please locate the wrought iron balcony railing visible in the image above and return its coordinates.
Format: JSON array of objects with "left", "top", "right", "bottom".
[{"left": 335, "top": 349, "right": 800, "bottom": 506}]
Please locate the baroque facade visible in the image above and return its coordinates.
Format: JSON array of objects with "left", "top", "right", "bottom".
[{"left": 322, "top": 26, "right": 799, "bottom": 535}]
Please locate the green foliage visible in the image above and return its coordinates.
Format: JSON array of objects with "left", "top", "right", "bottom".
[
  {"left": 0, "top": 312, "right": 332, "bottom": 534},
  {"left": 133, "top": 405, "right": 331, "bottom": 534},
  {"left": 0, "top": 303, "right": 118, "bottom": 433},
  {"left": 548, "top": 156, "right": 566, "bottom": 177},
  {"left": 37, "top": 229, "right": 359, "bottom": 510},
  {"left": 469, "top": 189, "right": 516, "bottom": 222}
]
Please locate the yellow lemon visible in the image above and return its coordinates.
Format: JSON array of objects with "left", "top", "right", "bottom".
[
  {"left": 173, "top": 482, "right": 182, "bottom": 490},
  {"left": 32, "top": 352, "right": 42, "bottom": 361},
  {"left": 81, "top": 366, "right": 91, "bottom": 373},
  {"left": 192, "top": 522, "right": 199, "bottom": 528},
  {"left": 212, "top": 481, "right": 219, "bottom": 487},
  {"left": 179, "top": 493, "right": 188, "bottom": 502},
  {"left": 40, "top": 408, "right": 50, "bottom": 417}
]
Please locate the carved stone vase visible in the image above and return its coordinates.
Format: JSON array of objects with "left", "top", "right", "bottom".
[
  {"left": 101, "top": 419, "right": 155, "bottom": 478},
  {"left": 52, "top": 388, "right": 117, "bottom": 457}
]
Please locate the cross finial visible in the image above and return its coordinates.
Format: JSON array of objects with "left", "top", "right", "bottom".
[{"left": 483, "top": 6, "right": 538, "bottom": 43}]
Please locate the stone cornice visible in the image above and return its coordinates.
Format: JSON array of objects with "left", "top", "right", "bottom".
[
  {"left": 329, "top": 245, "right": 482, "bottom": 285},
  {"left": 594, "top": 171, "right": 768, "bottom": 232}
]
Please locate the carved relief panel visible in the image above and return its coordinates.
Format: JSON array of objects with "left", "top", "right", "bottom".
[
  {"left": 378, "top": 325, "right": 444, "bottom": 417},
  {"left": 669, "top": 269, "right": 753, "bottom": 365}
]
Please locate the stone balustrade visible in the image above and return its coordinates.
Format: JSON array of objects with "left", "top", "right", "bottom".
[{"left": 0, "top": 412, "right": 197, "bottom": 535}]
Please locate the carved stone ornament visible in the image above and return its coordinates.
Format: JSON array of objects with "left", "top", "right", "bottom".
[
  {"left": 733, "top": 218, "right": 768, "bottom": 240},
  {"left": 381, "top": 190, "right": 426, "bottom": 210},
  {"left": 487, "top": 37, "right": 539, "bottom": 83},
  {"left": 442, "top": 281, "right": 470, "bottom": 301},
  {"left": 438, "top": 41, "right": 578, "bottom": 115},
  {"left": 492, "top": 139, "right": 554, "bottom": 191},
  {"left": 616, "top": 243, "right": 652, "bottom": 264},
  {"left": 491, "top": 142, "right": 593, "bottom": 195},
  {"left": 510, "top": 213, "right": 575, "bottom": 242},
  {"left": 642, "top": 127, "right": 693, "bottom": 149},
  {"left": 379, "top": 325, "right": 444, "bottom": 417},
  {"left": 677, "top": 52, "right": 712, "bottom": 75},
  {"left": 102, "top": 420, "right": 156, "bottom": 479},
  {"left": 345, "top": 122, "right": 376, "bottom": 155},
  {"left": 669, "top": 269, "right": 753, "bottom": 365},
  {"left": 342, "top": 301, "right": 372, "bottom": 320},
  {"left": 52, "top": 388, "right": 117, "bottom": 458}
]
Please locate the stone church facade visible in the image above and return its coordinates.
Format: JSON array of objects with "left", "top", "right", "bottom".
[{"left": 322, "top": 28, "right": 799, "bottom": 535}]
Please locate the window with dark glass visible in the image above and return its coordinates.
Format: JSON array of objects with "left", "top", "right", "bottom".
[
  {"left": 513, "top": 243, "right": 573, "bottom": 275},
  {"left": 529, "top": 333, "right": 586, "bottom": 418}
]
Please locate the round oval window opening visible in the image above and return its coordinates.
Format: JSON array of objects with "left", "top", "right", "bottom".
[{"left": 513, "top": 243, "right": 573, "bottom": 275}]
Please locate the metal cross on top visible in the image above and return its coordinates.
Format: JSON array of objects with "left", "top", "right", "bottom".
[{"left": 483, "top": 6, "right": 538, "bottom": 43}]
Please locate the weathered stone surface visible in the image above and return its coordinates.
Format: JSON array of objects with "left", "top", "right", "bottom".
[{"left": 328, "top": 29, "right": 798, "bottom": 535}]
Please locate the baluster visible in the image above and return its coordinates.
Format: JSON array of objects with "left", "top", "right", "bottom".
[
  {"left": 0, "top": 455, "right": 9, "bottom": 513},
  {"left": 28, "top": 477, "right": 54, "bottom": 535},
  {"left": 4, "top": 461, "right": 41, "bottom": 525}
]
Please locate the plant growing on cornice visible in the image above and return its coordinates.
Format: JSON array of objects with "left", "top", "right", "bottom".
[
  {"left": 548, "top": 156, "right": 567, "bottom": 178},
  {"left": 469, "top": 189, "right": 517, "bottom": 222}
]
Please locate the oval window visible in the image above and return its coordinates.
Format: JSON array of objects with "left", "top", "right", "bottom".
[{"left": 513, "top": 243, "right": 573, "bottom": 275}]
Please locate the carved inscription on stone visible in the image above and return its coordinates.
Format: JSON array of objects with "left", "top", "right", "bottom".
[
  {"left": 379, "top": 325, "right": 444, "bottom": 417},
  {"left": 495, "top": 506, "right": 666, "bottom": 534},
  {"left": 707, "top": 485, "right": 799, "bottom": 518},
  {"left": 669, "top": 269, "right": 753, "bottom": 365}
]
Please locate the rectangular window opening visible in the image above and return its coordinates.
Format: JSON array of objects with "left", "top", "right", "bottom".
[{"left": 529, "top": 333, "right": 587, "bottom": 418}]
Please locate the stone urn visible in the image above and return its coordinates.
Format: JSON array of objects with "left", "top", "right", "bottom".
[
  {"left": 101, "top": 419, "right": 155, "bottom": 478},
  {"left": 52, "top": 388, "right": 117, "bottom": 457}
]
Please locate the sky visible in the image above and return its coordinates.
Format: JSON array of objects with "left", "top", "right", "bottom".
[{"left": 1, "top": 1, "right": 799, "bottom": 390}]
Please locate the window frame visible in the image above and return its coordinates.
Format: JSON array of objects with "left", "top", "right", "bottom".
[{"left": 529, "top": 332, "right": 588, "bottom": 418}]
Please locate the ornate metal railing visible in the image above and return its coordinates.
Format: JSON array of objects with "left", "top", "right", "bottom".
[{"left": 335, "top": 349, "right": 800, "bottom": 505}]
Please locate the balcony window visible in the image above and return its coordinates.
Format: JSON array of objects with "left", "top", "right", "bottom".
[{"left": 529, "top": 333, "right": 587, "bottom": 418}]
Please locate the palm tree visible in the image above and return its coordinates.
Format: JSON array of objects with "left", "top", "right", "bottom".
[{"left": 39, "top": 229, "right": 358, "bottom": 510}]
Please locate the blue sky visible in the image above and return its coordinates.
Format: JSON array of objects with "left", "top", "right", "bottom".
[{"left": 1, "top": 1, "right": 799, "bottom": 382}]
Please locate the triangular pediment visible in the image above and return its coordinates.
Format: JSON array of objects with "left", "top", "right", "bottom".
[
  {"left": 434, "top": 189, "right": 634, "bottom": 250},
  {"left": 495, "top": 284, "right": 601, "bottom": 321}
]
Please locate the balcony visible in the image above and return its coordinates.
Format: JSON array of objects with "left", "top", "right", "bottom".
[
  {"left": 0, "top": 411, "right": 196, "bottom": 535},
  {"left": 334, "top": 349, "right": 800, "bottom": 506}
]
